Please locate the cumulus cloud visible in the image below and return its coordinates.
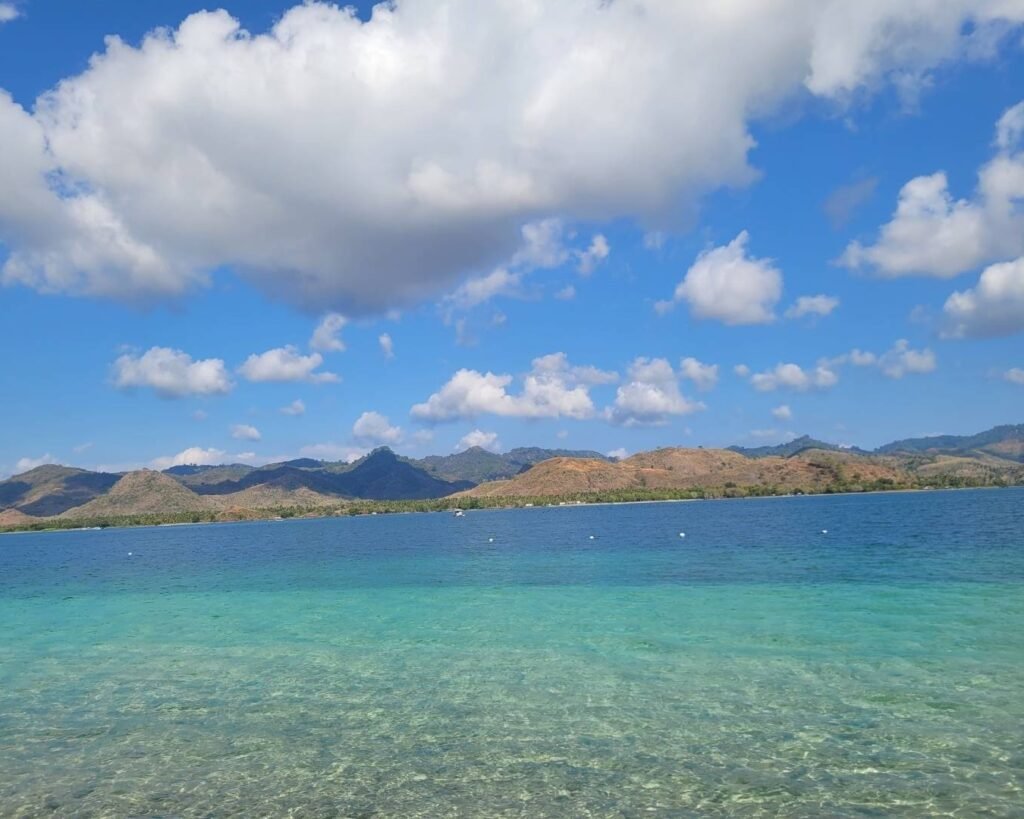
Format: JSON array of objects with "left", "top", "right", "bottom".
[
  {"left": 749, "top": 362, "right": 839, "bottom": 392},
  {"left": 2, "top": 3, "right": 1020, "bottom": 311},
  {"left": 16, "top": 454, "right": 55, "bottom": 472},
  {"left": 664, "top": 232, "right": 782, "bottom": 325},
  {"left": 230, "top": 424, "right": 261, "bottom": 441},
  {"left": 456, "top": 429, "right": 501, "bottom": 452},
  {"left": 239, "top": 346, "right": 338, "bottom": 383},
  {"left": 554, "top": 284, "right": 576, "bottom": 301},
  {"left": 876, "top": 339, "right": 937, "bottom": 379},
  {"left": 412, "top": 352, "right": 615, "bottom": 422},
  {"left": 0, "top": 4, "right": 19, "bottom": 23},
  {"left": 734, "top": 364, "right": 751, "bottom": 378},
  {"left": 444, "top": 267, "right": 523, "bottom": 313},
  {"left": 828, "top": 341, "right": 935, "bottom": 378},
  {"left": 298, "top": 442, "right": 367, "bottom": 463},
  {"left": 112, "top": 346, "right": 233, "bottom": 398},
  {"left": 352, "top": 411, "right": 403, "bottom": 446},
  {"left": 606, "top": 358, "right": 705, "bottom": 427},
  {"left": 841, "top": 101, "right": 1024, "bottom": 278},
  {"left": 772, "top": 404, "right": 793, "bottom": 421},
  {"left": 1004, "top": 367, "right": 1024, "bottom": 385},
  {"left": 942, "top": 257, "right": 1024, "bottom": 338},
  {"left": 309, "top": 313, "right": 347, "bottom": 352},
  {"left": 679, "top": 357, "right": 719, "bottom": 391},
  {"left": 280, "top": 399, "right": 306, "bottom": 416},
  {"left": 150, "top": 446, "right": 229, "bottom": 470},
  {"left": 379, "top": 333, "right": 395, "bottom": 360},
  {"left": 785, "top": 294, "right": 839, "bottom": 319},
  {"left": 576, "top": 234, "right": 610, "bottom": 276}
]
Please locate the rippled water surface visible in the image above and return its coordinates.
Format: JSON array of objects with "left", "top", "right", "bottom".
[{"left": 2, "top": 489, "right": 1023, "bottom": 817}]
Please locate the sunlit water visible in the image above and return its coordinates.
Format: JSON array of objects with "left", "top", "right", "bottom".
[{"left": 1, "top": 489, "right": 1023, "bottom": 817}]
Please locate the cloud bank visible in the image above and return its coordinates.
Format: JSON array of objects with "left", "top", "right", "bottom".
[{"left": 3, "top": 1, "right": 1022, "bottom": 312}]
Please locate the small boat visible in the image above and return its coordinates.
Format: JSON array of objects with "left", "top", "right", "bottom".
[{"left": 452, "top": 509, "right": 465, "bottom": 517}]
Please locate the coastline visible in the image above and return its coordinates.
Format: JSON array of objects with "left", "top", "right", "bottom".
[{"left": 2, "top": 482, "right": 1018, "bottom": 536}]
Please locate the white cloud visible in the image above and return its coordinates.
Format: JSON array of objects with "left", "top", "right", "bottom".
[
  {"left": 16, "top": 454, "right": 55, "bottom": 472},
  {"left": 749, "top": 362, "right": 839, "bottom": 392},
  {"left": 996, "top": 101, "right": 1024, "bottom": 152},
  {"left": 554, "top": 284, "right": 576, "bottom": 301},
  {"left": 112, "top": 346, "right": 233, "bottom": 398},
  {"left": 456, "top": 429, "right": 501, "bottom": 452},
  {"left": 841, "top": 102, "right": 1024, "bottom": 278},
  {"left": 309, "top": 313, "right": 347, "bottom": 352},
  {"left": 73, "top": 442, "right": 94, "bottom": 454},
  {"left": 848, "top": 349, "right": 878, "bottom": 366},
  {"left": 733, "top": 364, "right": 751, "bottom": 378},
  {"left": 151, "top": 446, "right": 228, "bottom": 470},
  {"left": 412, "top": 352, "right": 615, "bottom": 422},
  {"left": 576, "top": 234, "right": 610, "bottom": 276},
  {"left": 666, "top": 232, "right": 782, "bottom": 325},
  {"left": 679, "top": 357, "right": 719, "bottom": 391},
  {"left": 444, "top": 267, "right": 522, "bottom": 312},
  {"left": 352, "top": 411, "right": 403, "bottom": 446},
  {"left": 877, "top": 339, "right": 937, "bottom": 379},
  {"left": 280, "top": 399, "right": 306, "bottom": 416},
  {"left": 785, "top": 294, "right": 839, "bottom": 319},
  {"left": 379, "top": 333, "right": 395, "bottom": 360},
  {"left": 298, "top": 442, "right": 366, "bottom": 463},
  {"left": 772, "top": 404, "right": 793, "bottom": 421},
  {"left": 2, "top": 4, "right": 1020, "bottom": 311},
  {"left": 942, "top": 257, "right": 1024, "bottom": 338},
  {"left": 828, "top": 342, "right": 935, "bottom": 378},
  {"left": 230, "top": 423, "right": 261, "bottom": 441},
  {"left": 607, "top": 447, "right": 629, "bottom": 460},
  {"left": 192, "top": 409, "right": 208, "bottom": 421},
  {"left": 238, "top": 346, "right": 338, "bottom": 383},
  {"left": 0, "top": 4, "right": 19, "bottom": 24},
  {"left": 515, "top": 218, "right": 569, "bottom": 269},
  {"left": 1004, "top": 367, "right": 1024, "bottom": 385},
  {"left": 606, "top": 357, "right": 705, "bottom": 427}
]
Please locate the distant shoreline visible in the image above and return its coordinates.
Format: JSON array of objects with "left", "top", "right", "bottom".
[{"left": 2, "top": 483, "right": 1018, "bottom": 536}]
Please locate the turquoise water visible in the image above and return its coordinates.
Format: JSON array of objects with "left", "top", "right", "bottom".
[{"left": 1, "top": 490, "right": 1023, "bottom": 817}]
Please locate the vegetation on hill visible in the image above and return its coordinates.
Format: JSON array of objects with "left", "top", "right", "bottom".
[{"left": 2, "top": 425, "right": 1023, "bottom": 533}]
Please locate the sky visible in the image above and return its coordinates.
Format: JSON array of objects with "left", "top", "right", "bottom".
[{"left": 1, "top": 0, "right": 1023, "bottom": 477}]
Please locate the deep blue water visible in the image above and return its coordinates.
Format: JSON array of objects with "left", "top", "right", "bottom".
[{"left": 1, "top": 489, "right": 1023, "bottom": 816}]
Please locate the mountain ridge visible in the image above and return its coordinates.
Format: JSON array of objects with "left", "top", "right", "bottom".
[{"left": 2, "top": 425, "right": 1022, "bottom": 522}]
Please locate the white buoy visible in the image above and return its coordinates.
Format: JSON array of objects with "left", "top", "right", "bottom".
[
  {"left": 128, "top": 552, "right": 132, "bottom": 556},
  {"left": 589, "top": 535, "right": 595, "bottom": 540},
  {"left": 488, "top": 537, "right": 494, "bottom": 543},
  {"left": 679, "top": 532, "right": 686, "bottom": 538},
  {"left": 821, "top": 529, "right": 828, "bottom": 534}
]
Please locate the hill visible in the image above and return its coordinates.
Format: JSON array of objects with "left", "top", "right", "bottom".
[
  {"left": 414, "top": 446, "right": 609, "bottom": 484},
  {"left": 178, "top": 448, "right": 473, "bottom": 500},
  {"left": 876, "top": 424, "right": 1024, "bottom": 462},
  {"left": 61, "top": 470, "right": 216, "bottom": 518},
  {"left": 0, "top": 464, "right": 121, "bottom": 517},
  {"left": 460, "top": 447, "right": 910, "bottom": 499},
  {"left": 729, "top": 435, "right": 865, "bottom": 458}
]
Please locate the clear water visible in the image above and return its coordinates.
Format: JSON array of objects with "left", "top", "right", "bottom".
[{"left": 1, "top": 489, "right": 1022, "bottom": 817}]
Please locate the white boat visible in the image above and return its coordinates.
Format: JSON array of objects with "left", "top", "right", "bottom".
[{"left": 453, "top": 509, "right": 465, "bottom": 517}]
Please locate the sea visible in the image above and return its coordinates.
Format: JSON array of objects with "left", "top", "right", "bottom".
[{"left": 1, "top": 488, "right": 1022, "bottom": 817}]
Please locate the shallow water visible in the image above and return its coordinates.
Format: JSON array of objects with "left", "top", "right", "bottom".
[{"left": 1, "top": 489, "right": 1022, "bottom": 817}]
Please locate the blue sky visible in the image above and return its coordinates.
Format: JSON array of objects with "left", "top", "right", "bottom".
[{"left": 1, "top": 0, "right": 1023, "bottom": 476}]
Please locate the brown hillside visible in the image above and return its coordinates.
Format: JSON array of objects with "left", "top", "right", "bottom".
[
  {"left": 460, "top": 448, "right": 910, "bottom": 498},
  {"left": 0, "top": 508, "right": 39, "bottom": 526},
  {"left": 210, "top": 486, "right": 340, "bottom": 510},
  {"left": 60, "top": 470, "right": 215, "bottom": 518}
]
